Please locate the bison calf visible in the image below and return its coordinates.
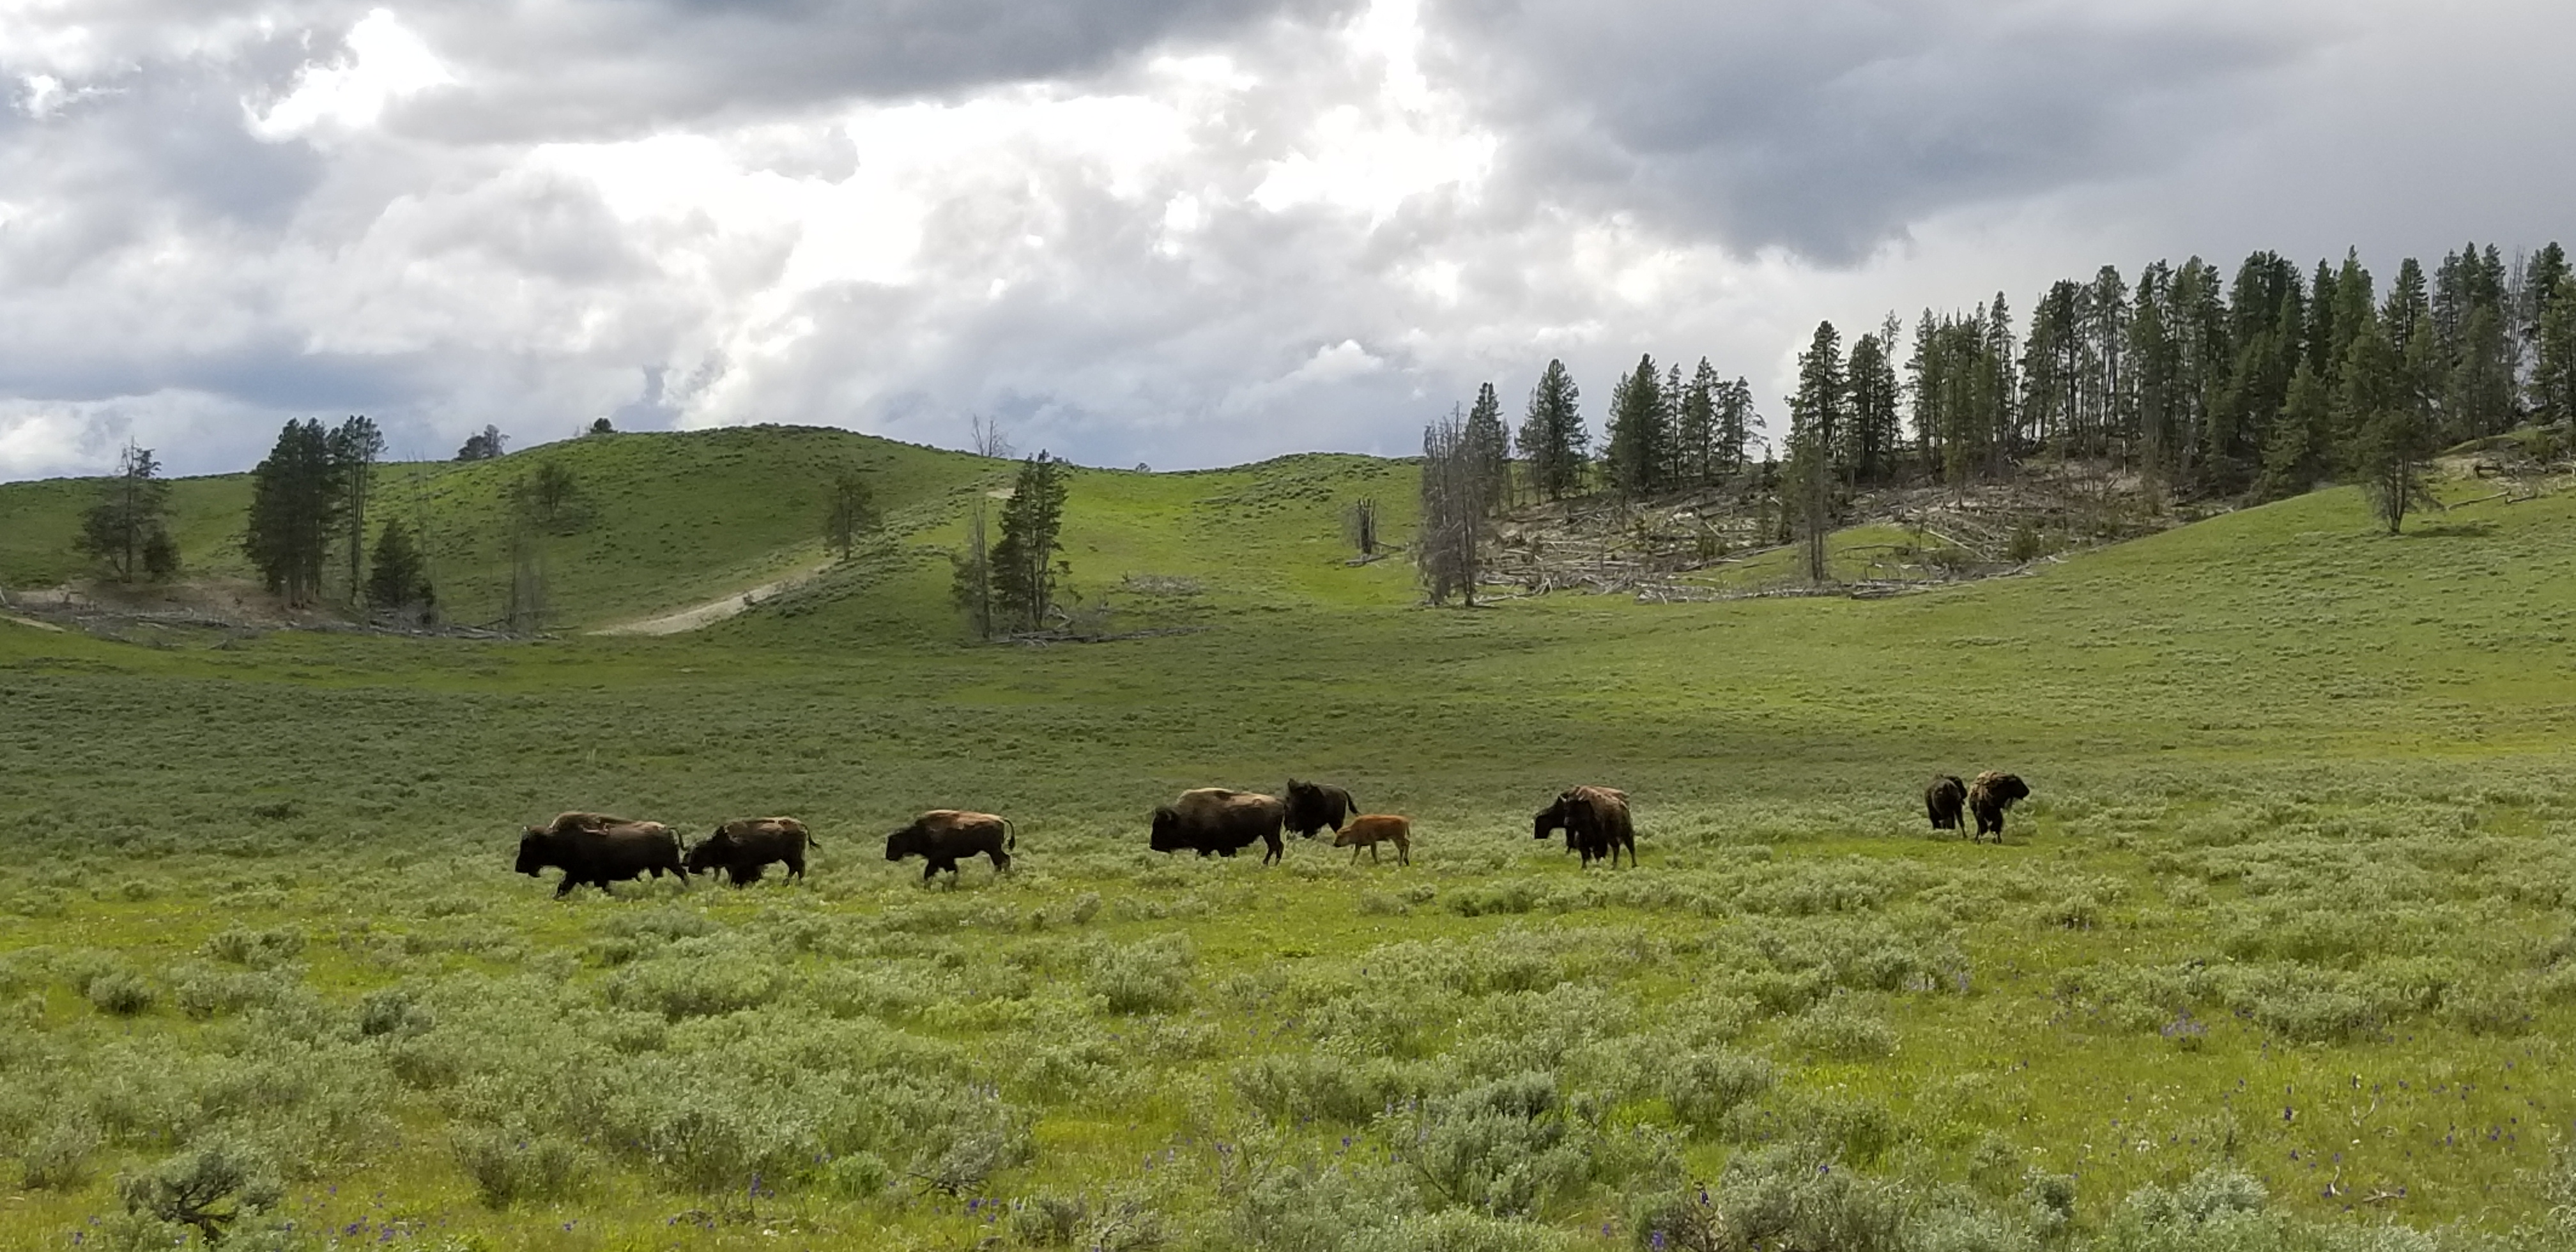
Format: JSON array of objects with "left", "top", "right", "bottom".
[
  {"left": 886, "top": 810, "right": 1015, "bottom": 881},
  {"left": 1966, "top": 772, "right": 2030, "bottom": 843},
  {"left": 1924, "top": 775, "right": 1967, "bottom": 832},
  {"left": 1332, "top": 814, "right": 1411, "bottom": 866},
  {"left": 687, "top": 817, "right": 816, "bottom": 886},
  {"left": 516, "top": 815, "right": 688, "bottom": 898}
]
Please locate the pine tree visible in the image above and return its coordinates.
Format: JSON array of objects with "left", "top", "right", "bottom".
[
  {"left": 364, "top": 519, "right": 435, "bottom": 621},
  {"left": 2258, "top": 358, "right": 2332, "bottom": 499},
  {"left": 1462, "top": 382, "right": 1511, "bottom": 511},
  {"left": 328, "top": 416, "right": 383, "bottom": 606},
  {"left": 2342, "top": 316, "right": 2435, "bottom": 533},
  {"left": 1604, "top": 354, "right": 1669, "bottom": 499},
  {"left": 989, "top": 452, "right": 1070, "bottom": 632},
  {"left": 243, "top": 419, "right": 340, "bottom": 606},
  {"left": 1716, "top": 376, "right": 1758, "bottom": 477},
  {"left": 824, "top": 468, "right": 881, "bottom": 560},
  {"left": 2536, "top": 266, "right": 2576, "bottom": 428},
  {"left": 75, "top": 442, "right": 177, "bottom": 583},
  {"left": 1676, "top": 358, "right": 1721, "bottom": 486},
  {"left": 950, "top": 498, "right": 994, "bottom": 640},
  {"left": 454, "top": 425, "right": 506, "bottom": 461},
  {"left": 1844, "top": 325, "right": 1901, "bottom": 484},
  {"left": 1515, "top": 360, "right": 1586, "bottom": 500},
  {"left": 1788, "top": 323, "right": 1844, "bottom": 580}
]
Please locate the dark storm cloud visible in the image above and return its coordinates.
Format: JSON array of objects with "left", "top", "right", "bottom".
[
  {"left": 1421, "top": 0, "right": 2303, "bottom": 262},
  {"left": 383, "top": 0, "right": 1358, "bottom": 139}
]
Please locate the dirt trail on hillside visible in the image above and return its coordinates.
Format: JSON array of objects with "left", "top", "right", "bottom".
[{"left": 590, "top": 560, "right": 833, "bottom": 636}]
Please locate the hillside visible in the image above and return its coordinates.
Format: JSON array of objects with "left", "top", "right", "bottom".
[{"left": 5, "top": 434, "right": 2576, "bottom": 1250}]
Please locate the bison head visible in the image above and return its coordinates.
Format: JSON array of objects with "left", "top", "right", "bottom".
[
  {"left": 684, "top": 834, "right": 729, "bottom": 874},
  {"left": 885, "top": 825, "right": 923, "bottom": 862},
  {"left": 1988, "top": 774, "right": 2030, "bottom": 805},
  {"left": 1531, "top": 798, "right": 1568, "bottom": 841},
  {"left": 514, "top": 828, "right": 549, "bottom": 876},
  {"left": 1148, "top": 806, "right": 1184, "bottom": 852}
]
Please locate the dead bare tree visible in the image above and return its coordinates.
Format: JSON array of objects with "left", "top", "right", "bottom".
[
  {"left": 1418, "top": 412, "right": 1489, "bottom": 605},
  {"left": 970, "top": 415, "right": 1015, "bottom": 460},
  {"left": 1345, "top": 498, "right": 1379, "bottom": 556}
]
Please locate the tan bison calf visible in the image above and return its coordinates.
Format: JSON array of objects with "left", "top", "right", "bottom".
[{"left": 1332, "top": 814, "right": 1411, "bottom": 866}]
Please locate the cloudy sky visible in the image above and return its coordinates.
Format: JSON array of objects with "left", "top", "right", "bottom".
[{"left": 3, "top": 0, "right": 2569, "bottom": 480}]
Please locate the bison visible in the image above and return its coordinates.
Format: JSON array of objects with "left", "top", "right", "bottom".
[
  {"left": 1149, "top": 788, "right": 1286, "bottom": 864},
  {"left": 516, "top": 814, "right": 688, "bottom": 898},
  {"left": 885, "top": 810, "right": 1015, "bottom": 881},
  {"left": 1332, "top": 814, "right": 1411, "bottom": 866},
  {"left": 1925, "top": 775, "right": 1967, "bottom": 832},
  {"left": 1966, "top": 772, "right": 2030, "bottom": 843},
  {"left": 687, "top": 817, "right": 816, "bottom": 887},
  {"left": 1533, "top": 786, "right": 1635, "bottom": 868},
  {"left": 1283, "top": 779, "right": 1360, "bottom": 839}
]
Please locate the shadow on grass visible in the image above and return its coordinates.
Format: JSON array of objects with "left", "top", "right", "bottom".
[{"left": 2399, "top": 519, "right": 2497, "bottom": 538}]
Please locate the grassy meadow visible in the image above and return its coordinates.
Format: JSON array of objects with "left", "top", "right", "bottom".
[{"left": 6, "top": 433, "right": 2576, "bottom": 1251}]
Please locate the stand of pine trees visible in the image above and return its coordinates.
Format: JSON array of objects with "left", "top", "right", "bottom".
[{"left": 243, "top": 415, "right": 400, "bottom": 609}]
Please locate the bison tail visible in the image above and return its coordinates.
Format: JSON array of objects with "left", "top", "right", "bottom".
[{"left": 1004, "top": 818, "right": 1017, "bottom": 852}]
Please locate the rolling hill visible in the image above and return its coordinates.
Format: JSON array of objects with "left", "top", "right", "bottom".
[{"left": 4, "top": 430, "right": 2575, "bottom": 1251}]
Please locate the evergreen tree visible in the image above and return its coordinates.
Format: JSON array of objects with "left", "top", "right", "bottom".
[
  {"left": 1676, "top": 359, "right": 1721, "bottom": 486},
  {"left": 243, "top": 419, "right": 340, "bottom": 606},
  {"left": 2129, "top": 262, "right": 2181, "bottom": 492},
  {"left": 1604, "top": 353, "right": 1670, "bottom": 499},
  {"left": 454, "top": 425, "right": 506, "bottom": 461},
  {"left": 950, "top": 498, "right": 994, "bottom": 640},
  {"left": 1787, "top": 322, "right": 1844, "bottom": 579},
  {"left": 1716, "top": 376, "right": 1758, "bottom": 477},
  {"left": 328, "top": 415, "right": 383, "bottom": 606},
  {"left": 2257, "top": 358, "right": 2332, "bottom": 499},
  {"left": 989, "top": 452, "right": 1070, "bottom": 632},
  {"left": 824, "top": 468, "right": 881, "bottom": 560},
  {"left": 2445, "top": 303, "right": 2514, "bottom": 440},
  {"left": 2536, "top": 266, "right": 2576, "bottom": 428},
  {"left": 2384, "top": 258, "right": 2430, "bottom": 353},
  {"left": 1515, "top": 360, "right": 1586, "bottom": 500},
  {"left": 1462, "top": 382, "right": 1511, "bottom": 511},
  {"left": 1982, "top": 293, "right": 2020, "bottom": 470},
  {"left": 1844, "top": 324, "right": 1902, "bottom": 484},
  {"left": 364, "top": 519, "right": 435, "bottom": 621},
  {"left": 2342, "top": 316, "right": 2435, "bottom": 533},
  {"left": 2084, "top": 265, "right": 2131, "bottom": 458},
  {"left": 75, "top": 442, "right": 176, "bottom": 583}
]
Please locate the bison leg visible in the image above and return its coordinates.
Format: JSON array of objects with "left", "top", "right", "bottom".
[
  {"left": 784, "top": 854, "right": 806, "bottom": 880},
  {"left": 554, "top": 874, "right": 577, "bottom": 899},
  {"left": 1368, "top": 843, "right": 1381, "bottom": 864},
  {"left": 1397, "top": 837, "right": 1409, "bottom": 867},
  {"left": 988, "top": 848, "right": 1011, "bottom": 874},
  {"left": 1262, "top": 834, "right": 1283, "bottom": 866}
]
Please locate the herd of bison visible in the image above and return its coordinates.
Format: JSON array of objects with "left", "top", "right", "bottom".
[{"left": 511, "top": 772, "right": 2032, "bottom": 897}]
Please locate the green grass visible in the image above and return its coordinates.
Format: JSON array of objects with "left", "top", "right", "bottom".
[{"left": 5, "top": 439, "right": 2576, "bottom": 1251}]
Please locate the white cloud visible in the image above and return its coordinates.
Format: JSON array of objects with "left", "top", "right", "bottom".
[{"left": 250, "top": 8, "right": 452, "bottom": 139}]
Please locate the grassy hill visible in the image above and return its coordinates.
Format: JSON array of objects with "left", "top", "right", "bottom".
[{"left": 3, "top": 435, "right": 2575, "bottom": 1251}]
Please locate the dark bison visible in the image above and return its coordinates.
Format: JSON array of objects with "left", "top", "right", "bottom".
[
  {"left": 1333, "top": 814, "right": 1411, "bottom": 866},
  {"left": 1533, "top": 786, "right": 1635, "bottom": 868},
  {"left": 516, "top": 813, "right": 688, "bottom": 898},
  {"left": 686, "top": 817, "right": 816, "bottom": 886},
  {"left": 1149, "top": 788, "right": 1286, "bottom": 864},
  {"left": 1925, "top": 775, "right": 1967, "bottom": 832},
  {"left": 1283, "top": 779, "right": 1359, "bottom": 839},
  {"left": 885, "top": 810, "right": 1015, "bottom": 881},
  {"left": 1966, "top": 772, "right": 2030, "bottom": 843}
]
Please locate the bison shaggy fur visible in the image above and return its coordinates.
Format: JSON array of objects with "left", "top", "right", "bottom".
[
  {"left": 687, "top": 817, "right": 816, "bottom": 886},
  {"left": 1283, "top": 779, "right": 1359, "bottom": 839},
  {"left": 1149, "top": 788, "right": 1287, "bottom": 864},
  {"left": 1332, "top": 814, "right": 1411, "bottom": 866},
  {"left": 516, "top": 817, "right": 688, "bottom": 897},
  {"left": 1533, "top": 786, "right": 1635, "bottom": 868},
  {"left": 1925, "top": 775, "right": 1967, "bottom": 832},
  {"left": 1966, "top": 772, "right": 2030, "bottom": 843},
  {"left": 885, "top": 811, "right": 1015, "bottom": 881}
]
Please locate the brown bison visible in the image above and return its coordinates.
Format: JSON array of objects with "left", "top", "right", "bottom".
[
  {"left": 885, "top": 810, "right": 1015, "bottom": 881},
  {"left": 516, "top": 814, "right": 688, "bottom": 897},
  {"left": 1925, "top": 775, "right": 1967, "bottom": 832},
  {"left": 1333, "top": 814, "right": 1411, "bottom": 866},
  {"left": 1284, "top": 779, "right": 1359, "bottom": 839},
  {"left": 1966, "top": 772, "right": 2030, "bottom": 843},
  {"left": 1533, "top": 786, "right": 1635, "bottom": 868},
  {"left": 1149, "top": 788, "right": 1286, "bottom": 864},
  {"left": 686, "top": 817, "right": 816, "bottom": 886}
]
